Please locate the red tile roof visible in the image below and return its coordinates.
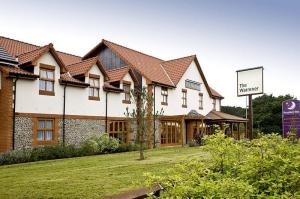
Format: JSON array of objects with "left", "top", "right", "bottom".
[
  {"left": 18, "top": 44, "right": 52, "bottom": 65},
  {"left": 84, "top": 39, "right": 175, "bottom": 87},
  {"left": 0, "top": 36, "right": 81, "bottom": 66},
  {"left": 65, "top": 57, "right": 108, "bottom": 79},
  {"left": 103, "top": 82, "right": 124, "bottom": 93},
  {"left": 0, "top": 65, "right": 39, "bottom": 78},
  {"left": 106, "top": 66, "right": 129, "bottom": 82},
  {"left": 161, "top": 55, "right": 196, "bottom": 85},
  {"left": 60, "top": 72, "right": 89, "bottom": 87},
  {"left": 210, "top": 87, "right": 224, "bottom": 99}
]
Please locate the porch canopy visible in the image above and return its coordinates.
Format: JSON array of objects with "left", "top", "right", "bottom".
[{"left": 205, "top": 110, "right": 248, "bottom": 139}]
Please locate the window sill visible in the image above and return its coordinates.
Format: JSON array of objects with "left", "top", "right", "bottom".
[
  {"left": 39, "top": 90, "right": 55, "bottom": 96},
  {"left": 182, "top": 105, "right": 187, "bottom": 108},
  {"left": 89, "top": 96, "right": 100, "bottom": 101},
  {"left": 161, "top": 102, "right": 168, "bottom": 106},
  {"left": 122, "top": 100, "right": 131, "bottom": 104}
]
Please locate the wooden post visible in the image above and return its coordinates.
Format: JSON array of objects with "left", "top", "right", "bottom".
[
  {"left": 248, "top": 95, "right": 253, "bottom": 139},
  {"left": 237, "top": 123, "right": 240, "bottom": 140}
]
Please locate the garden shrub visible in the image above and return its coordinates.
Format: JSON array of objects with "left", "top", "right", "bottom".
[
  {"left": 145, "top": 132, "right": 300, "bottom": 198},
  {"left": 0, "top": 133, "right": 121, "bottom": 165}
]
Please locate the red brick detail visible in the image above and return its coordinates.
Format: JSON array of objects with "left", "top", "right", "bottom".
[{"left": 0, "top": 72, "right": 13, "bottom": 152}]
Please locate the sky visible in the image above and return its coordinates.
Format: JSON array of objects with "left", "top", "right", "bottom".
[{"left": 0, "top": 0, "right": 299, "bottom": 107}]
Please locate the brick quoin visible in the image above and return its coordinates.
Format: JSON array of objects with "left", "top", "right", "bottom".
[{"left": 0, "top": 71, "right": 13, "bottom": 152}]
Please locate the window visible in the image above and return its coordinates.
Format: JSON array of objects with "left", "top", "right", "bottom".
[
  {"left": 37, "top": 119, "right": 54, "bottom": 141},
  {"left": 109, "top": 121, "right": 129, "bottom": 143},
  {"left": 89, "top": 75, "right": 100, "bottom": 100},
  {"left": 213, "top": 99, "right": 216, "bottom": 110},
  {"left": 161, "top": 121, "right": 181, "bottom": 145},
  {"left": 161, "top": 87, "right": 168, "bottom": 105},
  {"left": 122, "top": 83, "right": 131, "bottom": 104},
  {"left": 199, "top": 93, "right": 203, "bottom": 109},
  {"left": 182, "top": 89, "right": 187, "bottom": 108},
  {"left": 185, "top": 79, "right": 201, "bottom": 91},
  {"left": 39, "top": 66, "right": 55, "bottom": 96},
  {"left": 99, "top": 47, "right": 126, "bottom": 70}
]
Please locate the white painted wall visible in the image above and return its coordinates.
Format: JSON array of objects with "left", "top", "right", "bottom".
[
  {"left": 16, "top": 53, "right": 64, "bottom": 114},
  {"left": 15, "top": 53, "right": 221, "bottom": 118},
  {"left": 106, "top": 72, "right": 135, "bottom": 117},
  {"left": 153, "top": 61, "right": 221, "bottom": 116},
  {"left": 65, "top": 64, "right": 106, "bottom": 116}
]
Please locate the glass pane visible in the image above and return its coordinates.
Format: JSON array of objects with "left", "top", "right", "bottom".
[
  {"left": 94, "top": 79, "right": 99, "bottom": 87},
  {"left": 40, "top": 70, "right": 47, "bottom": 78},
  {"left": 46, "top": 81, "right": 53, "bottom": 91},
  {"left": 47, "top": 71, "right": 54, "bottom": 79},
  {"left": 39, "top": 80, "right": 46, "bottom": 90},
  {"left": 45, "top": 131, "right": 52, "bottom": 140},
  {"left": 37, "top": 131, "right": 44, "bottom": 141},
  {"left": 89, "top": 79, "right": 95, "bottom": 86},
  {"left": 89, "top": 88, "right": 93, "bottom": 96},
  {"left": 45, "top": 120, "right": 53, "bottom": 129},
  {"left": 94, "top": 88, "right": 99, "bottom": 97},
  {"left": 38, "top": 120, "right": 45, "bottom": 128}
]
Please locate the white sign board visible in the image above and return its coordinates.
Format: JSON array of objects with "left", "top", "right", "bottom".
[{"left": 237, "top": 67, "right": 264, "bottom": 96}]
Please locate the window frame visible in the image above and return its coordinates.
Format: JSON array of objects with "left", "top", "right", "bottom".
[
  {"left": 39, "top": 64, "right": 55, "bottom": 96},
  {"left": 33, "top": 117, "right": 58, "bottom": 146},
  {"left": 122, "top": 81, "right": 131, "bottom": 104},
  {"left": 199, "top": 93, "right": 204, "bottom": 110},
  {"left": 161, "top": 87, "right": 168, "bottom": 105},
  {"left": 182, "top": 89, "right": 187, "bottom": 108},
  {"left": 213, "top": 98, "right": 217, "bottom": 110},
  {"left": 109, "top": 120, "right": 129, "bottom": 143},
  {"left": 88, "top": 74, "right": 100, "bottom": 101}
]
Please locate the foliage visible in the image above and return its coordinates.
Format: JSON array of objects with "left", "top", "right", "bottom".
[
  {"left": 125, "top": 86, "right": 163, "bottom": 160},
  {"left": 145, "top": 131, "right": 300, "bottom": 198},
  {"left": 0, "top": 133, "right": 120, "bottom": 165},
  {"left": 221, "top": 105, "right": 246, "bottom": 118},
  {"left": 253, "top": 94, "right": 294, "bottom": 134}
]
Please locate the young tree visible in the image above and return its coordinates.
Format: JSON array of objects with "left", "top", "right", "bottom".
[{"left": 125, "top": 86, "right": 162, "bottom": 160}]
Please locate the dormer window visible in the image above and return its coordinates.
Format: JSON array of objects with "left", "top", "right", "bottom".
[
  {"left": 89, "top": 74, "right": 100, "bottom": 101},
  {"left": 161, "top": 87, "right": 168, "bottom": 105},
  {"left": 122, "top": 81, "right": 131, "bottom": 104},
  {"left": 39, "top": 64, "right": 55, "bottom": 96},
  {"left": 213, "top": 99, "right": 216, "bottom": 110}
]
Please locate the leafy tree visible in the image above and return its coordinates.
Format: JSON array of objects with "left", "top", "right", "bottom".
[
  {"left": 253, "top": 94, "right": 294, "bottom": 134},
  {"left": 221, "top": 106, "right": 246, "bottom": 118},
  {"left": 125, "top": 87, "right": 163, "bottom": 160}
]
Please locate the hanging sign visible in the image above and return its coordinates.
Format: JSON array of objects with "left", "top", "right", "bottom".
[{"left": 237, "top": 67, "right": 264, "bottom": 96}]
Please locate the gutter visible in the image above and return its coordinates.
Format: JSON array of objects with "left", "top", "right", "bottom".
[
  {"left": 105, "top": 91, "right": 108, "bottom": 133},
  {"left": 62, "top": 84, "right": 67, "bottom": 145}
]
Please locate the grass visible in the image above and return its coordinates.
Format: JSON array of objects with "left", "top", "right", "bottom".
[{"left": 0, "top": 146, "right": 206, "bottom": 199}]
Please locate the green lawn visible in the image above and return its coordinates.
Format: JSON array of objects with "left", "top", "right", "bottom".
[{"left": 0, "top": 146, "right": 206, "bottom": 199}]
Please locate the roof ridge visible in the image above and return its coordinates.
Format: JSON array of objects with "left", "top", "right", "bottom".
[
  {"left": 1, "top": 36, "right": 82, "bottom": 59},
  {"left": 65, "top": 56, "right": 96, "bottom": 67},
  {"left": 56, "top": 50, "right": 82, "bottom": 58},
  {"left": 162, "top": 54, "right": 196, "bottom": 64},
  {"left": 0, "top": 36, "right": 40, "bottom": 48},
  {"left": 103, "top": 39, "right": 164, "bottom": 62},
  {"left": 16, "top": 43, "right": 50, "bottom": 57}
]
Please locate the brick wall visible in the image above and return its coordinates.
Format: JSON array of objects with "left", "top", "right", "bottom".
[{"left": 0, "top": 72, "right": 13, "bottom": 152}]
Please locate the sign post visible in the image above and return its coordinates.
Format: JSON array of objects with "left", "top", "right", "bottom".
[{"left": 237, "top": 66, "right": 264, "bottom": 139}]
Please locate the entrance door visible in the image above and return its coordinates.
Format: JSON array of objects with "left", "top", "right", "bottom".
[
  {"left": 160, "top": 121, "right": 181, "bottom": 146},
  {"left": 186, "top": 121, "right": 204, "bottom": 144}
]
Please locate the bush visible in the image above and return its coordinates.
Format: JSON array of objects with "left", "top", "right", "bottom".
[
  {"left": 0, "top": 133, "right": 121, "bottom": 165},
  {"left": 145, "top": 131, "right": 300, "bottom": 198}
]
